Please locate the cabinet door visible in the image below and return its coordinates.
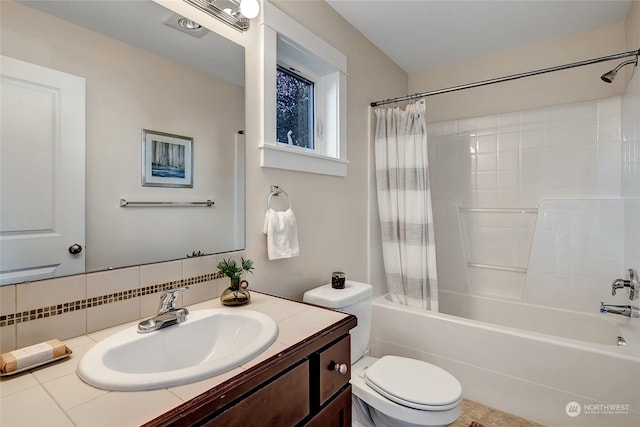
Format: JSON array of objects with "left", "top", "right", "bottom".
[
  {"left": 318, "top": 335, "right": 350, "bottom": 406},
  {"left": 207, "top": 361, "right": 310, "bottom": 426},
  {"left": 306, "top": 387, "right": 351, "bottom": 427}
]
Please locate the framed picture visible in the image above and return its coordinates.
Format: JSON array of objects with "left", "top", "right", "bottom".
[{"left": 142, "top": 129, "right": 193, "bottom": 188}]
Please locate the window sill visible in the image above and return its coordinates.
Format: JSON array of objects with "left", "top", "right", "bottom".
[{"left": 260, "top": 143, "right": 348, "bottom": 177}]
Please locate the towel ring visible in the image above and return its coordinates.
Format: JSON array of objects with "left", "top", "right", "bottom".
[{"left": 268, "top": 185, "right": 292, "bottom": 210}]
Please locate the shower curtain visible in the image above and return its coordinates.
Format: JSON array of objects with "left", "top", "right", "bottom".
[{"left": 374, "top": 100, "right": 438, "bottom": 311}]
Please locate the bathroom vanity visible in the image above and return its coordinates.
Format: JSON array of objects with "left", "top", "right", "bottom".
[
  {"left": 0, "top": 292, "right": 356, "bottom": 427},
  {"left": 145, "top": 302, "right": 355, "bottom": 426}
]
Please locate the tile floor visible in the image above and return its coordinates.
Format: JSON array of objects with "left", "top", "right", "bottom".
[{"left": 448, "top": 399, "right": 543, "bottom": 427}]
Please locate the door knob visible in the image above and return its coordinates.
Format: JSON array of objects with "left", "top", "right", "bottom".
[{"left": 68, "top": 243, "right": 83, "bottom": 254}]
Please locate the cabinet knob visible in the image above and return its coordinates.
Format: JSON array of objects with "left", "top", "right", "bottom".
[{"left": 332, "top": 362, "right": 348, "bottom": 375}]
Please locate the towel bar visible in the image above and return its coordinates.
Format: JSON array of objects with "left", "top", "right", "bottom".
[{"left": 120, "top": 199, "right": 214, "bottom": 207}]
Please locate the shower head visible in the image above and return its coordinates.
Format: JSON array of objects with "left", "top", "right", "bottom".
[{"left": 601, "top": 58, "right": 638, "bottom": 83}]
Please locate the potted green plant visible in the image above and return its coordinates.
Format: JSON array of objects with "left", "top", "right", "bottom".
[{"left": 217, "top": 257, "right": 254, "bottom": 306}]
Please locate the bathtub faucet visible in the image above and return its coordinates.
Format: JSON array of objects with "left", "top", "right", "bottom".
[
  {"left": 611, "top": 279, "right": 629, "bottom": 295},
  {"left": 600, "top": 302, "right": 640, "bottom": 318},
  {"left": 610, "top": 269, "right": 638, "bottom": 300}
]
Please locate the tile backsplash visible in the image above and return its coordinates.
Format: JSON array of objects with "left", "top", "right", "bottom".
[{"left": 0, "top": 252, "right": 243, "bottom": 352}]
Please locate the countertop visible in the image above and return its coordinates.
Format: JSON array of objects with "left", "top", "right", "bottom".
[{"left": 0, "top": 292, "right": 350, "bottom": 427}]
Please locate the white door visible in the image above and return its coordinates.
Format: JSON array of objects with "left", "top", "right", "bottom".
[{"left": 0, "top": 56, "right": 85, "bottom": 285}]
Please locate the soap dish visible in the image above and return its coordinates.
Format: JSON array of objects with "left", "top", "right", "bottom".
[{"left": 0, "top": 348, "right": 73, "bottom": 377}]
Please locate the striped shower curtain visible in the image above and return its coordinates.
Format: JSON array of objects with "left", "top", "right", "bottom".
[{"left": 374, "top": 100, "right": 438, "bottom": 311}]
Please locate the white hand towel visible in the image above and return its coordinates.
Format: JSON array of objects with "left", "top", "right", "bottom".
[{"left": 263, "top": 208, "right": 300, "bottom": 260}]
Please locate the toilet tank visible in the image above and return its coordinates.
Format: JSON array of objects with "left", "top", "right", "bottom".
[{"left": 302, "top": 281, "right": 373, "bottom": 363}]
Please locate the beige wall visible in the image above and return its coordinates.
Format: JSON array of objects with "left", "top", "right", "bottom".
[
  {"left": 242, "top": 0, "right": 407, "bottom": 299},
  {"left": 627, "top": 0, "right": 640, "bottom": 58},
  {"left": 409, "top": 22, "right": 627, "bottom": 123}
]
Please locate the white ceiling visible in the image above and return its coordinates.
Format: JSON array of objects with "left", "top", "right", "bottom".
[
  {"left": 326, "top": 0, "right": 633, "bottom": 73},
  {"left": 19, "top": 0, "right": 633, "bottom": 82},
  {"left": 18, "top": 0, "right": 245, "bottom": 86}
]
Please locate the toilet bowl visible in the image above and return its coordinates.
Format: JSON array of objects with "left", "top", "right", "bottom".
[
  {"left": 303, "top": 281, "right": 462, "bottom": 427},
  {"left": 351, "top": 356, "right": 461, "bottom": 427}
]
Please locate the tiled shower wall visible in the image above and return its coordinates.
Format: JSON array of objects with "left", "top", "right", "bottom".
[
  {"left": 0, "top": 252, "right": 244, "bottom": 353},
  {"left": 428, "top": 96, "right": 622, "bottom": 208},
  {"left": 427, "top": 96, "right": 636, "bottom": 313},
  {"left": 623, "top": 64, "right": 640, "bottom": 273}
]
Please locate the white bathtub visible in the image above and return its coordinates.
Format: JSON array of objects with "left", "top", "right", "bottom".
[{"left": 370, "top": 291, "right": 640, "bottom": 426}]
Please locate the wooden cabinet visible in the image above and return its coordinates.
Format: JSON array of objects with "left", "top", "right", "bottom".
[
  {"left": 144, "top": 312, "right": 356, "bottom": 427},
  {"left": 316, "top": 335, "right": 351, "bottom": 407},
  {"left": 206, "top": 361, "right": 310, "bottom": 426},
  {"left": 306, "top": 334, "right": 351, "bottom": 426},
  {"left": 306, "top": 386, "right": 351, "bottom": 427}
]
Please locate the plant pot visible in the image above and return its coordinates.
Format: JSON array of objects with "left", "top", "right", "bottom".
[{"left": 220, "top": 277, "right": 251, "bottom": 306}]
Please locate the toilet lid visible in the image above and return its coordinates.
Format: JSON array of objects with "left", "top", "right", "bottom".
[{"left": 364, "top": 355, "right": 462, "bottom": 410}]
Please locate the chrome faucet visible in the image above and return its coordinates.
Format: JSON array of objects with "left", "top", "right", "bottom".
[
  {"left": 611, "top": 269, "right": 638, "bottom": 300},
  {"left": 138, "top": 287, "right": 189, "bottom": 333},
  {"left": 600, "top": 302, "right": 640, "bottom": 318}
]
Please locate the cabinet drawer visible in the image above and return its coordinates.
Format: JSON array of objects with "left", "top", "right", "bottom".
[
  {"left": 306, "top": 386, "right": 351, "bottom": 427},
  {"left": 318, "top": 335, "right": 350, "bottom": 406},
  {"left": 207, "top": 361, "right": 310, "bottom": 426}
]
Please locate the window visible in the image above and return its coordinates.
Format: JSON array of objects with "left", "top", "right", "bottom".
[
  {"left": 276, "top": 65, "right": 314, "bottom": 149},
  {"left": 261, "top": 2, "right": 348, "bottom": 177}
]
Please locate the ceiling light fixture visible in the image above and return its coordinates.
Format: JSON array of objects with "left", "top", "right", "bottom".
[
  {"left": 178, "top": 18, "right": 202, "bottom": 30},
  {"left": 163, "top": 13, "right": 209, "bottom": 38},
  {"left": 184, "top": 0, "right": 259, "bottom": 32}
]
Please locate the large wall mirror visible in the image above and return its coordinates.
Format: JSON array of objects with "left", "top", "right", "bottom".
[{"left": 0, "top": 0, "right": 245, "bottom": 284}]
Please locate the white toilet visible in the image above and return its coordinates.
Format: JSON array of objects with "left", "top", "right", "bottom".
[{"left": 303, "top": 281, "right": 462, "bottom": 427}]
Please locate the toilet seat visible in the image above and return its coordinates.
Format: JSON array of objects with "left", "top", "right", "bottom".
[
  {"left": 351, "top": 356, "right": 462, "bottom": 427},
  {"left": 364, "top": 355, "right": 462, "bottom": 411}
]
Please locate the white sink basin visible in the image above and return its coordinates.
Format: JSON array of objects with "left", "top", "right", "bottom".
[{"left": 77, "top": 308, "right": 278, "bottom": 391}]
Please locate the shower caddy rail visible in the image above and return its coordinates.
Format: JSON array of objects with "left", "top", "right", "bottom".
[{"left": 459, "top": 207, "right": 538, "bottom": 274}]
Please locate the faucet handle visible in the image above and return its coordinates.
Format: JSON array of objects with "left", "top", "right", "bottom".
[
  {"left": 158, "top": 287, "right": 189, "bottom": 313},
  {"left": 611, "top": 279, "right": 629, "bottom": 296},
  {"left": 629, "top": 269, "right": 638, "bottom": 300},
  {"left": 611, "top": 269, "right": 638, "bottom": 300},
  {"left": 166, "top": 286, "right": 189, "bottom": 294}
]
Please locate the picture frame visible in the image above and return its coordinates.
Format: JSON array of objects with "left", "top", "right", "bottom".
[{"left": 142, "top": 129, "right": 193, "bottom": 188}]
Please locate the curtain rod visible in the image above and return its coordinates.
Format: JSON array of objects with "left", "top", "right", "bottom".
[{"left": 370, "top": 49, "right": 640, "bottom": 108}]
